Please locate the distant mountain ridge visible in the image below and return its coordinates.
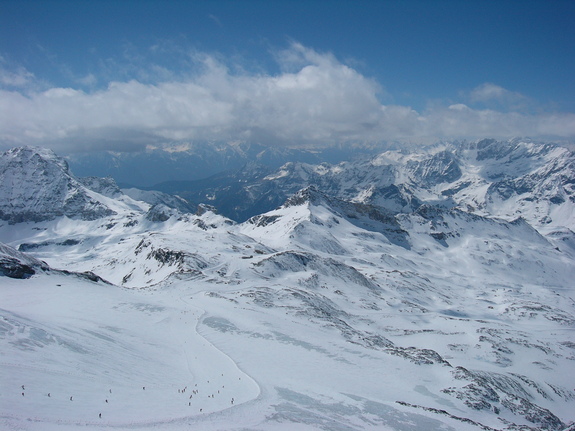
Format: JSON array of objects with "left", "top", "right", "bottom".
[
  {"left": 149, "top": 139, "right": 575, "bottom": 235},
  {"left": 3, "top": 139, "right": 574, "bottom": 235}
]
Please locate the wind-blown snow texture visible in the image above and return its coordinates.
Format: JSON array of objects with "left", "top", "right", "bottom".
[{"left": 1, "top": 141, "right": 574, "bottom": 431}]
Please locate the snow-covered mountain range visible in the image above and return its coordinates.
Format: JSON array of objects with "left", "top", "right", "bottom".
[
  {"left": 159, "top": 139, "right": 575, "bottom": 233},
  {"left": 1, "top": 142, "right": 574, "bottom": 431}
]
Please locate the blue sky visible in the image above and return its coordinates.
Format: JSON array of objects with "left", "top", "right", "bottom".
[{"left": 1, "top": 0, "right": 574, "bottom": 152}]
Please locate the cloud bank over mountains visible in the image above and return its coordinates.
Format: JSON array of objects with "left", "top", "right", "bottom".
[{"left": 1, "top": 43, "right": 574, "bottom": 152}]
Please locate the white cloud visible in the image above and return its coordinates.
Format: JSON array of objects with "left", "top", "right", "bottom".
[
  {"left": 469, "top": 83, "right": 509, "bottom": 102},
  {"left": 467, "top": 82, "right": 531, "bottom": 112},
  {"left": 76, "top": 73, "right": 98, "bottom": 87},
  {"left": 208, "top": 14, "right": 223, "bottom": 28},
  {"left": 0, "top": 56, "right": 36, "bottom": 89},
  {"left": 0, "top": 44, "right": 574, "bottom": 152}
]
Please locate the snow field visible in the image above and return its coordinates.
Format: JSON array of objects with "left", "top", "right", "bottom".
[{"left": 0, "top": 275, "right": 259, "bottom": 429}]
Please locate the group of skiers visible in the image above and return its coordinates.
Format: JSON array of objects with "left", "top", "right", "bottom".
[
  {"left": 18, "top": 378, "right": 239, "bottom": 419},
  {"left": 20, "top": 385, "right": 72, "bottom": 402},
  {"left": 175, "top": 379, "right": 237, "bottom": 412}
]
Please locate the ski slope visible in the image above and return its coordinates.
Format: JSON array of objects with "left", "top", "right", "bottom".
[{"left": 1, "top": 273, "right": 261, "bottom": 430}]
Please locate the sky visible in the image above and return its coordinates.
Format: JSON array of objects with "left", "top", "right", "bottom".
[{"left": 1, "top": 0, "right": 575, "bottom": 153}]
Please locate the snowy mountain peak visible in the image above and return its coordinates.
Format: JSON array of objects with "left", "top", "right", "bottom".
[
  {"left": 4, "top": 145, "right": 70, "bottom": 172},
  {"left": 282, "top": 185, "right": 329, "bottom": 208},
  {"left": 0, "top": 146, "right": 132, "bottom": 223}
]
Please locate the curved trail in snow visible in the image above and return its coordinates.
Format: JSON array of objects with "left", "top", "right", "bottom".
[
  {"left": 176, "top": 291, "right": 261, "bottom": 406},
  {"left": 0, "top": 281, "right": 261, "bottom": 430}
]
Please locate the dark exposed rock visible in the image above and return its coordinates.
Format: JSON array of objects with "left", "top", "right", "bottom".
[
  {"left": 385, "top": 346, "right": 452, "bottom": 366},
  {"left": 18, "top": 239, "right": 81, "bottom": 252},
  {"left": 247, "top": 214, "right": 282, "bottom": 227},
  {"left": 147, "top": 248, "right": 186, "bottom": 265},
  {"left": 501, "top": 395, "right": 565, "bottom": 430},
  {"left": 145, "top": 204, "right": 174, "bottom": 222},
  {"left": 0, "top": 242, "right": 49, "bottom": 279},
  {"left": 444, "top": 366, "right": 566, "bottom": 430},
  {"left": 0, "top": 257, "right": 37, "bottom": 279},
  {"left": 58, "top": 270, "right": 112, "bottom": 284},
  {"left": 406, "top": 150, "right": 462, "bottom": 185},
  {"left": 396, "top": 401, "right": 499, "bottom": 431}
]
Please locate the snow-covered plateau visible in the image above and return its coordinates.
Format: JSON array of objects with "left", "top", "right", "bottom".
[{"left": 1, "top": 142, "right": 574, "bottom": 431}]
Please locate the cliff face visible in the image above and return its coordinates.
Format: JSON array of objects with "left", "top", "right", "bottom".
[{"left": 0, "top": 146, "right": 116, "bottom": 223}]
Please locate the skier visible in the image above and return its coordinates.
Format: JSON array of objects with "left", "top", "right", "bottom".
[{"left": 99, "top": 413, "right": 102, "bottom": 419}]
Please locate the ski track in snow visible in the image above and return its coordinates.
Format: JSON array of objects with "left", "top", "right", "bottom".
[{"left": 0, "top": 279, "right": 260, "bottom": 430}]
